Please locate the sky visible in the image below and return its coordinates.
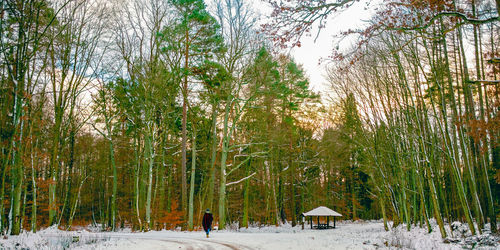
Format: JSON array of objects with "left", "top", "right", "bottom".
[
  {"left": 205, "top": 0, "right": 377, "bottom": 95},
  {"left": 253, "top": 0, "right": 377, "bottom": 94}
]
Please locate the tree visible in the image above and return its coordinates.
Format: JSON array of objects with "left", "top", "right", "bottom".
[
  {"left": 114, "top": 0, "right": 172, "bottom": 231},
  {"left": 224, "top": 47, "right": 279, "bottom": 226},
  {"left": 264, "top": 0, "right": 499, "bottom": 50},
  {"left": 263, "top": 0, "right": 357, "bottom": 48},
  {"left": 46, "top": 0, "right": 108, "bottom": 227},
  {"left": 275, "top": 55, "right": 318, "bottom": 225},
  {"left": 92, "top": 80, "right": 119, "bottom": 231},
  {"left": 336, "top": 93, "right": 369, "bottom": 220},
  {"left": 162, "top": 0, "right": 225, "bottom": 219},
  {"left": 0, "top": 0, "right": 61, "bottom": 235}
]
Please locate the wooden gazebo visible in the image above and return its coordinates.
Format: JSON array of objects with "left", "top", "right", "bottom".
[{"left": 301, "top": 206, "right": 342, "bottom": 229}]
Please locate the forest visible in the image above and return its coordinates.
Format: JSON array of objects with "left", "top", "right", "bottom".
[{"left": 0, "top": 0, "right": 498, "bottom": 239}]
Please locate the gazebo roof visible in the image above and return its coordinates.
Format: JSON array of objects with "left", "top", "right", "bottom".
[{"left": 302, "top": 206, "right": 342, "bottom": 217}]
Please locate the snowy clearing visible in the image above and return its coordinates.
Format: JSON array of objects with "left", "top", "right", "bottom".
[{"left": 0, "top": 221, "right": 498, "bottom": 249}]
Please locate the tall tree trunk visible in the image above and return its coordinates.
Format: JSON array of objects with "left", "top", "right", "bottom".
[
  {"left": 30, "top": 139, "right": 37, "bottom": 233},
  {"left": 457, "top": 25, "right": 484, "bottom": 234},
  {"left": 181, "top": 29, "right": 190, "bottom": 215},
  {"left": 145, "top": 130, "right": 154, "bottom": 231},
  {"left": 379, "top": 192, "right": 389, "bottom": 231},
  {"left": 288, "top": 124, "right": 296, "bottom": 227},
  {"left": 188, "top": 129, "right": 197, "bottom": 230},
  {"left": 218, "top": 98, "right": 232, "bottom": 230},
  {"left": 10, "top": 126, "right": 24, "bottom": 235},
  {"left": 10, "top": 80, "right": 25, "bottom": 235},
  {"left": 207, "top": 101, "right": 219, "bottom": 211},
  {"left": 0, "top": 146, "right": 8, "bottom": 233},
  {"left": 109, "top": 136, "right": 117, "bottom": 231},
  {"left": 67, "top": 175, "right": 87, "bottom": 230},
  {"left": 134, "top": 135, "right": 142, "bottom": 230},
  {"left": 242, "top": 165, "right": 250, "bottom": 228},
  {"left": 435, "top": 26, "right": 476, "bottom": 235},
  {"left": 48, "top": 112, "right": 62, "bottom": 226}
]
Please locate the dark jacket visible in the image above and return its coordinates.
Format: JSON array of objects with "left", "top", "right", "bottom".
[{"left": 202, "top": 212, "right": 213, "bottom": 232}]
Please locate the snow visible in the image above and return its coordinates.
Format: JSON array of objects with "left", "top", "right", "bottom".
[
  {"left": 0, "top": 225, "right": 111, "bottom": 250},
  {"left": 1, "top": 221, "right": 498, "bottom": 249}
]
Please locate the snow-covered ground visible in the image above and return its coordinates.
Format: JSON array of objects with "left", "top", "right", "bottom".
[{"left": 0, "top": 221, "right": 498, "bottom": 249}]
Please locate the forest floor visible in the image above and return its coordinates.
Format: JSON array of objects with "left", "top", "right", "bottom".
[{"left": 0, "top": 220, "right": 498, "bottom": 249}]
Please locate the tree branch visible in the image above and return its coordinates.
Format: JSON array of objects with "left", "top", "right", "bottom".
[
  {"left": 226, "top": 172, "right": 256, "bottom": 187},
  {"left": 388, "top": 12, "right": 499, "bottom": 32}
]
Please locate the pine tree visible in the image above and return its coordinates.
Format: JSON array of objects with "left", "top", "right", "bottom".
[{"left": 161, "top": 0, "right": 224, "bottom": 224}]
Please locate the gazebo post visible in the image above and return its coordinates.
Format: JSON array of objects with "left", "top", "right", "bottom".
[
  {"left": 317, "top": 216, "right": 319, "bottom": 228},
  {"left": 334, "top": 216, "right": 336, "bottom": 228},
  {"left": 310, "top": 216, "right": 313, "bottom": 229},
  {"left": 327, "top": 216, "right": 329, "bottom": 228}
]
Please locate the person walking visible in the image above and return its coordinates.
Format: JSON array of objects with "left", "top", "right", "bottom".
[{"left": 202, "top": 209, "right": 213, "bottom": 238}]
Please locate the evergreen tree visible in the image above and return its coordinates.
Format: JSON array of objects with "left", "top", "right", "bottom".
[{"left": 160, "top": 0, "right": 225, "bottom": 221}]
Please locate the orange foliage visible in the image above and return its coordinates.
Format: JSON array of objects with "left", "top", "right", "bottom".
[{"left": 157, "top": 200, "right": 185, "bottom": 230}]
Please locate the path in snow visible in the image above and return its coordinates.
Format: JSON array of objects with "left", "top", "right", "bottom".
[
  {"left": 74, "top": 222, "right": 389, "bottom": 249},
  {"left": 3, "top": 221, "right": 497, "bottom": 249},
  {"left": 97, "top": 235, "right": 254, "bottom": 250}
]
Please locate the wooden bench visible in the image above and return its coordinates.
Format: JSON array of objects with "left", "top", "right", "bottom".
[{"left": 315, "top": 223, "right": 330, "bottom": 229}]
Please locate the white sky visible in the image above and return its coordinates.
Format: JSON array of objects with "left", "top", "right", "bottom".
[
  {"left": 205, "top": 0, "right": 377, "bottom": 94},
  {"left": 253, "top": 0, "right": 376, "bottom": 93}
]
